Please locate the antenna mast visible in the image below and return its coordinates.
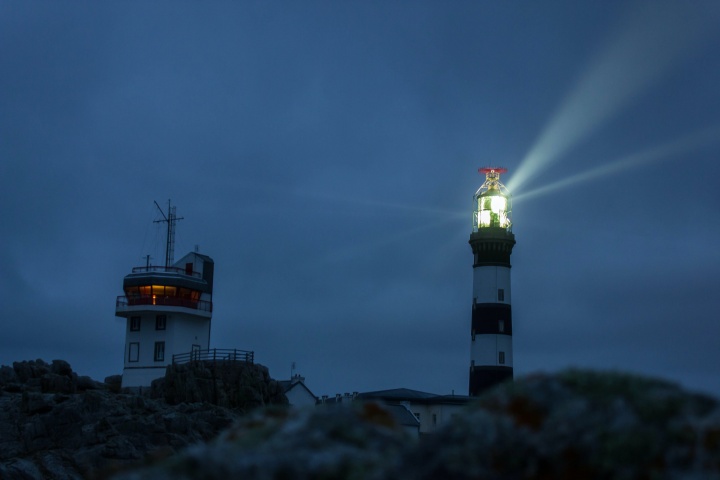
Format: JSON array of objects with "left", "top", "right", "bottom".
[{"left": 154, "top": 200, "right": 184, "bottom": 268}]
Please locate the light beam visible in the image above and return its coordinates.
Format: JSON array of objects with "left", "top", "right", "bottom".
[
  {"left": 508, "top": 3, "right": 719, "bottom": 193},
  {"left": 514, "top": 124, "right": 720, "bottom": 203}
]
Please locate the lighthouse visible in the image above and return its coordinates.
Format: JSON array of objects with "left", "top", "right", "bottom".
[
  {"left": 469, "top": 168, "right": 515, "bottom": 396},
  {"left": 115, "top": 202, "right": 214, "bottom": 388}
]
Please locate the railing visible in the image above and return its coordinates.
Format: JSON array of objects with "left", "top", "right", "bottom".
[
  {"left": 172, "top": 348, "right": 254, "bottom": 365},
  {"left": 130, "top": 265, "right": 202, "bottom": 279},
  {"left": 116, "top": 296, "right": 213, "bottom": 313}
]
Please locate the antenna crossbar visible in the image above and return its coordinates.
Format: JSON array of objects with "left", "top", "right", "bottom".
[{"left": 154, "top": 200, "right": 184, "bottom": 268}]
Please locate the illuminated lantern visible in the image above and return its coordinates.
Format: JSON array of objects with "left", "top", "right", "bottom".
[
  {"left": 473, "top": 168, "right": 512, "bottom": 230},
  {"left": 468, "top": 168, "right": 516, "bottom": 396}
]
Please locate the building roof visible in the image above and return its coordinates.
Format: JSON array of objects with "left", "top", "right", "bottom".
[
  {"left": 357, "top": 388, "right": 471, "bottom": 405},
  {"left": 184, "top": 252, "right": 214, "bottom": 264},
  {"left": 279, "top": 376, "right": 317, "bottom": 401}
]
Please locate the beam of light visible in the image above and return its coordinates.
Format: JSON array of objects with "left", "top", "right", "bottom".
[
  {"left": 311, "top": 215, "right": 462, "bottom": 267},
  {"left": 508, "top": 3, "right": 719, "bottom": 193},
  {"left": 514, "top": 123, "right": 720, "bottom": 203},
  {"left": 292, "top": 188, "right": 466, "bottom": 219}
]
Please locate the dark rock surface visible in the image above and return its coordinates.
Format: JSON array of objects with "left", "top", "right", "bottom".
[
  {"left": 114, "top": 370, "right": 720, "bottom": 480},
  {"left": 150, "top": 360, "right": 287, "bottom": 411},
  {"left": 0, "top": 359, "right": 287, "bottom": 479}
]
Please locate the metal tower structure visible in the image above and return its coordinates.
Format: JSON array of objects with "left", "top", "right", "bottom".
[{"left": 154, "top": 200, "right": 183, "bottom": 268}]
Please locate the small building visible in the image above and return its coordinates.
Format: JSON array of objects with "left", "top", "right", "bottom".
[
  {"left": 278, "top": 374, "right": 318, "bottom": 408},
  {"left": 318, "top": 388, "right": 470, "bottom": 435},
  {"left": 357, "top": 388, "right": 470, "bottom": 434},
  {"left": 317, "top": 391, "right": 421, "bottom": 438}
]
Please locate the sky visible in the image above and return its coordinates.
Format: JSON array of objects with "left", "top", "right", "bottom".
[{"left": 2, "top": 1, "right": 720, "bottom": 398}]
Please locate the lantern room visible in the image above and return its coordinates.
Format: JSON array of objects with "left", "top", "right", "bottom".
[{"left": 473, "top": 167, "right": 512, "bottom": 231}]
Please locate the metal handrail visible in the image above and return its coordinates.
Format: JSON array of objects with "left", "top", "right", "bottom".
[
  {"left": 172, "top": 348, "right": 254, "bottom": 365},
  {"left": 116, "top": 296, "right": 213, "bottom": 313},
  {"left": 130, "top": 265, "right": 202, "bottom": 278}
]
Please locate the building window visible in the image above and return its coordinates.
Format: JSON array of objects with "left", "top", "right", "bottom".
[
  {"left": 414, "top": 412, "right": 421, "bottom": 422},
  {"left": 498, "top": 320, "right": 505, "bottom": 333},
  {"left": 471, "top": 329, "right": 476, "bottom": 341},
  {"left": 498, "top": 289, "right": 505, "bottom": 302},
  {"left": 155, "top": 315, "right": 166, "bottom": 330},
  {"left": 432, "top": 414, "right": 437, "bottom": 426},
  {"left": 130, "top": 316, "right": 141, "bottom": 331},
  {"left": 129, "top": 343, "right": 139, "bottom": 362},
  {"left": 154, "top": 342, "right": 165, "bottom": 362},
  {"left": 499, "top": 351, "right": 505, "bottom": 365}
]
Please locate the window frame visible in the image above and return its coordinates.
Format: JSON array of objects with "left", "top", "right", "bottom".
[
  {"left": 128, "top": 342, "right": 139, "bottom": 362},
  {"left": 154, "top": 341, "right": 165, "bottom": 362},
  {"left": 130, "top": 316, "right": 141, "bottom": 331},
  {"left": 155, "top": 315, "right": 167, "bottom": 331}
]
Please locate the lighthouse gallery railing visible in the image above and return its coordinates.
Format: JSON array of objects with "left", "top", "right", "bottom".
[{"left": 172, "top": 348, "right": 254, "bottom": 365}]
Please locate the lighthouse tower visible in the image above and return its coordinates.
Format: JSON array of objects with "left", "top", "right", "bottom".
[
  {"left": 115, "top": 202, "right": 214, "bottom": 388},
  {"left": 469, "top": 168, "right": 515, "bottom": 396}
]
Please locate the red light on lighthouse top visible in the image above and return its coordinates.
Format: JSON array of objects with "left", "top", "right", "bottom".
[{"left": 478, "top": 167, "right": 507, "bottom": 175}]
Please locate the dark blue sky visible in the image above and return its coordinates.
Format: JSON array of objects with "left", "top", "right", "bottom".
[{"left": 2, "top": 1, "right": 719, "bottom": 397}]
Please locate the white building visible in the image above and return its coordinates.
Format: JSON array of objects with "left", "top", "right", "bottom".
[
  {"left": 318, "top": 388, "right": 470, "bottom": 435},
  {"left": 115, "top": 251, "right": 214, "bottom": 388},
  {"left": 278, "top": 374, "right": 318, "bottom": 408},
  {"left": 355, "top": 388, "right": 469, "bottom": 434}
]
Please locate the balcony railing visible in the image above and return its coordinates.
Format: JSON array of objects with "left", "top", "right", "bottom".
[
  {"left": 116, "top": 296, "right": 213, "bottom": 313},
  {"left": 130, "top": 265, "right": 202, "bottom": 279},
  {"left": 172, "top": 348, "right": 254, "bottom": 365}
]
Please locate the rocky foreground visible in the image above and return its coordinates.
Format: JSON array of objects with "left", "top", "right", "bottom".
[
  {"left": 115, "top": 370, "right": 720, "bottom": 480},
  {"left": 0, "top": 359, "right": 287, "bottom": 479},
  {"left": 2, "top": 361, "right": 720, "bottom": 479}
]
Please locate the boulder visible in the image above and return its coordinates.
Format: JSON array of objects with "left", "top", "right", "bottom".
[
  {"left": 41, "top": 373, "right": 77, "bottom": 394},
  {"left": 156, "top": 361, "right": 288, "bottom": 411},
  {"left": 112, "top": 369, "right": 720, "bottom": 480},
  {"left": 50, "top": 359, "right": 74, "bottom": 377},
  {"left": 0, "top": 359, "right": 287, "bottom": 479},
  {"left": 0, "top": 365, "right": 17, "bottom": 384},
  {"left": 104, "top": 375, "right": 123, "bottom": 393}
]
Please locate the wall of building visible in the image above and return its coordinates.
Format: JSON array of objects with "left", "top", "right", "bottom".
[
  {"left": 405, "top": 402, "right": 466, "bottom": 434},
  {"left": 122, "top": 312, "right": 210, "bottom": 388},
  {"left": 470, "top": 334, "right": 513, "bottom": 367},
  {"left": 472, "top": 266, "right": 511, "bottom": 304}
]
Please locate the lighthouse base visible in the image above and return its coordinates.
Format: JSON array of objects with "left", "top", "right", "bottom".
[{"left": 469, "top": 366, "right": 513, "bottom": 396}]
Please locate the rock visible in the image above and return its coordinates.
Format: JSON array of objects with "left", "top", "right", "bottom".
[
  {"left": 77, "top": 375, "right": 103, "bottom": 391},
  {"left": 0, "top": 458, "right": 44, "bottom": 479},
  {"left": 113, "top": 370, "right": 720, "bottom": 479},
  {"left": 111, "top": 402, "right": 407, "bottom": 480},
  {"left": 41, "top": 373, "right": 77, "bottom": 394},
  {"left": 0, "top": 365, "right": 17, "bottom": 384},
  {"left": 0, "top": 359, "right": 287, "bottom": 479},
  {"left": 156, "top": 361, "right": 288, "bottom": 411},
  {"left": 105, "top": 375, "right": 123, "bottom": 393},
  {"left": 50, "top": 360, "right": 74, "bottom": 377},
  {"left": 22, "top": 391, "right": 55, "bottom": 414}
]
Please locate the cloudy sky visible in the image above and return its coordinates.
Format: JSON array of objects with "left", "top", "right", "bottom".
[{"left": 2, "top": 1, "right": 719, "bottom": 398}]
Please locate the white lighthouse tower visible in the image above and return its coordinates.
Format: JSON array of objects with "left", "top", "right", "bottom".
[
  {"left": 115, "top": 202, "right": 214, "bottom": 388},
  {"left": 469, "top": 168, "right": 515, "bottom": 396}
]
